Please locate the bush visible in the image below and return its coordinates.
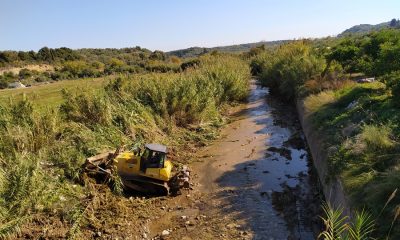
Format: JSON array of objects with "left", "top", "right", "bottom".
[
  {"left": 304, "top": 90, "right": 336, "bottom": 113},
  {"left": 180, "top": 59, "right": 200, "bottom": 71},
  {"left": 0, "top": 78, "right": 7, "bottom": 89},
  {"left": 250, "top": 51, "right": 271, "bottom": 75},
  {"left": 257, "top": 41, "right": 325, "bottom": 101},
  {"left": 0, "top": 73, "right": 15, "bottom": 89},
  {"left": 119, "top": 55, "right": 250, "bottom": 126},
  {"left": 62, "top": 60, "right": 103, "bottom": 78},
  {"left": 381, "top": 71, "right": 400, "bottom": 106},
  {"left": 34, "top": 74, "right": 50, "bottom": 82},
  {"left": 360, "top": 124, "right": 394, "bottom": 151},
  {"left": 60, "top": 91, "right": 112, "bottom": 127},
  {"left": 19, "top": 68, "right": 33, "bottom": 79},
  {"left": 105, "top": 58, "right": 125, "bottom": 74},
  {"left": 50, "top": 71, "right": 72, "bottom": 80}
]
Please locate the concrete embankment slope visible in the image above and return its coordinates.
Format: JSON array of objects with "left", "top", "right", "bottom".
[{"left": 296, "top": 100, "right": 351, "bottom": 216}]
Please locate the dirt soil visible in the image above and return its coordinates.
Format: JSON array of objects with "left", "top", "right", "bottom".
[{"left": 0, "top": 64, "right": 54, "bottom": 75}]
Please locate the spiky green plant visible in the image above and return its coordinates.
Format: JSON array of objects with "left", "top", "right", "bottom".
[
  {"left": 319, "top": 203, "right": 349, "bottom": 240},
  {"left": 319, "top": 203, "right": 375, "bottom": 240},
  {"left": 348, "top": 210, "right": 375, "bottom": 240}
]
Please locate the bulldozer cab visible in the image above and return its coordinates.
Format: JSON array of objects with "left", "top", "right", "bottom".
[{"left": 140, "top": 144, "right": 167, "bottom": 172}]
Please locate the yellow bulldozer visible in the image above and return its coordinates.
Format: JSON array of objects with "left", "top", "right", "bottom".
[{"left": 84, "top": 143, "right": 190, "bottom": 195}]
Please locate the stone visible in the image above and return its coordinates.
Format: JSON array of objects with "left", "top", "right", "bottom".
[
  {"left": 161, "top": 230, "right": 170, "bottom": 236},
  {"left": 226, "top": 223, "right": 237, "bottom": 229}
]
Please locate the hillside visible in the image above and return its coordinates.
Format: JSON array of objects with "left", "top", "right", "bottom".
[
  {"left": 339, "top": 18, "right": 399, "bottom": 36},
  {"left": 167, "top": 40, "right": 290, "bottom": 58},
  {"left": 168, "top": 18, "right": 400, "bottom": 59}
]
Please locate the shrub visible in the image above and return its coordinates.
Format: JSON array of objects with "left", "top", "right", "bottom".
[
  {"left": 62, "top": 60, "right": 103, "bottom": 78},
  {"left": 105, "top": 58, "right": 125, "bottom": 74},
  {"left": 180, "top": 59, "right": 200, "bottom": 71},
  {"left": 381, "top": 71, "right": 400, "bottom": 106},
  {"left": 18, "top": 68, "right": 33, "bottom": 79},
  {"left": 60, "top": 91, "right": 112, "bottom": 127},
  {"left": 257, "top": 41, "right": 325, "bottom": 101},
  {"left": 34, "top": 74, "right": 50, "bottom": 82},
  {"left": 360, "top": 124, "right": 394, "bottom": 151},
  {"left": 250, "top": 51, "right": 271, "bottom": 75},
  {"left": 50, "top": 71, "right": 72, "bottom": 80},
  {"left": 304, "top": 90, "right": 336, "bottom": 113},
  {"left": 0, "top": 75, "right": 12, "bottom": 89}
]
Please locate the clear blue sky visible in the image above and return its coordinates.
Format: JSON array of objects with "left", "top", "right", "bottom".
[{"left": 1, "top": 0, "right": 399, "bottom": 51}]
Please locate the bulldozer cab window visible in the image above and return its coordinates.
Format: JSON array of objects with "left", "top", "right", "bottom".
[{"left": 143, "top": 149, "right": 165, "bottom": 169}]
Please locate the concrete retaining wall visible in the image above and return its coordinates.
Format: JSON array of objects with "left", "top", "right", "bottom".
[{"left": 296, "top": 100, "right": 351, "bottom": 216}]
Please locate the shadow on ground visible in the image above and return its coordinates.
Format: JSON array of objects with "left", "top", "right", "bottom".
[{"left": 214, "top": 84, "right": 323, "bottom": 240}]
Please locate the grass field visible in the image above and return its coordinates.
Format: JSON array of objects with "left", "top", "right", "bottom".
[{"left": 0, "top": 76, "right": 114, "bottom": 110}]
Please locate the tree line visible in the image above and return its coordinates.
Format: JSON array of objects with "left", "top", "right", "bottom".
[{"left": 0, "top": 46, "right": 199, "bottom": 89}]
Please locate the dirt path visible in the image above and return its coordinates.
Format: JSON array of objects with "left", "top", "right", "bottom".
[{"left": 145, "top": 80, "right": 322, "bottom": 240}]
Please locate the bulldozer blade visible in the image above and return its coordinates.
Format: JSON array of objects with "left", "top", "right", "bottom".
[{"left": 120, "top": 174, "right": 170, "bottom": 195}]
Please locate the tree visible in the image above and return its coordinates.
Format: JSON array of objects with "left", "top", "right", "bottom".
[
  {"left": 390, "top": 18, "right": 399, "bottom": 27},
  {"left": 37, "top": 47, "right": 54, "bottom": 62},
  {"left": 376, "top": 42, "right": 400, "bottom": 75},
  {"left": 383, "top": 71, "right": 400, "bottom": 106},
  {"left": 53, "top": 47, "right": 80, "bottom": 61},
  {"left": 149, "top": 50, "right": 166, "bottom": 61},
  {"left": 0, "top": 51, "right": 19, "bottom": 63},
  {"left": 327, "top": 43, "right": 360, "bottom": 72},
  {"left": 18, "top": 51, "right": 32, "bottom": 61},
  {"left": 28, "top": 51, "right": 37, "bottom": 60}
]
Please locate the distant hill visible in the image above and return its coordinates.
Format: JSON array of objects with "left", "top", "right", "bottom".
[
  {"left": 168, "top": 40, "right": 290, "bottom": 58},
  {"left": 169, "top": 19, "right": 400, "bottom": 58},
  {"left": 339, "top": 18, "right": 399, "bottom": 36}
]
